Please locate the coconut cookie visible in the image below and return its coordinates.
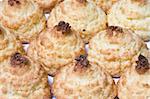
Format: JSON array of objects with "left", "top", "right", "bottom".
[
  {"left": 118, "top": 54, "right": 150, "bottom": 99},
  {"left": 0, "top": 52, "right": 50, "bottom": 99},
  {"left": 28, "top": 21, "right": 84, "bottom": 75},
  {"left": 47, "top": 0, "right": 106, "bottom": 42},
  {"left": 88, "top": 26, "right": 149, "bottom": 77},
  {"left": 108, "top": 0, "right": 150, "bottom": 41},
  {"left": 53, "top": 54, "right": 116, "bottom": 99},
  {"left": 0, "top": 25, "right": 23, "bottom": 63},
  {"left": 0, "top": 0, "right": 46, "bottom": 42}
]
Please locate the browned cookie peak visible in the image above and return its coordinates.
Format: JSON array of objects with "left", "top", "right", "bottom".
[
  {"left": 107, "top": 26, "right": 123, "bottom": 36},
  {"left": 55, "top": 21, "right": 71, "bottom": 34},
  {"left": 76, "top": 0, "right": 87, "bottom": 4},
  {"left": 10, "top": 52, "right": 29, "bottom": 67},
  {"left": 8, "top": 0, "right": 21, "bottom": 6},
  {"left": 136, "top": 54, "right": 149, "bottom": 74},
  {"left": 74, "top": 54, "right": 89, "bottom": 71}
]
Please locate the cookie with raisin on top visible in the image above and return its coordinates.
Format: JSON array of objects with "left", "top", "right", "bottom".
[
  {"left": 53, "top": 54, "right": 117, "bottom": 99},
  {"left": 28, "top": 21, "right": 84, "bottom": 75},
  {"left": 0, "top": 0, "right": 46, "bottom": 42},
  {"left": 88, "top": 26, "right": 149, "bottom": 77},
  {"left": 0, "top": 52, "right": 50, "bottom": 99},
  {"left": 118, "top": 54, "right": 150, "bottom": 99},
  {"left": 0, "top": 26, "right": 23, "bottom": 63},
  {"left": 108, "top": 0, "right": 150, "bottom": 41},
  {"left": 47, "top": 0, "right": 107, "bottom": 43}
]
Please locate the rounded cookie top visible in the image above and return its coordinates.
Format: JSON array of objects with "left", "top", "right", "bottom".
[
  {"left": 0, "top": 52, "right": 50, "bottom": 99},
  {"left": 0, "top": 26, "right": 23, "bottom": 62},
  {"left": 47, "top": 0, "right": 107, "bottom": 42},
  {"left": 88, "top": 26, "right": 149, "bottom": 76},
  {"left": 28, "top": 21, "right": 84, "bottom": 75},
  {"left": 0, "top": 0, "right": 46, "bottom": 42},
  {"left": 108, "top": 0, "right": 150, "bottom": 41},
  {"left": 53, "top": 54, "right": 116, "bottom": 99},
  {"left": 118, "top": 54, "right": 150, "bottom": 99}
]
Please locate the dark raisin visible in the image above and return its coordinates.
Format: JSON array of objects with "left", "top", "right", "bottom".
[
  {"left": 74, "top": 54, "right": 89, "bottom": 71},
  {"left": 10, "top": 52, "right": 29, "bottom": 67},
  {"left": 55, "top": 21, "right": 71, "bottom": 34},
  {"left": 135, "top": 54, "right": 149, "bottom": 74},
  {"left": 8, "top": 0, "right": 21, "bottom": 6},
  {"left": 107, "top": 26, "right": 123, "bottom": 36}
]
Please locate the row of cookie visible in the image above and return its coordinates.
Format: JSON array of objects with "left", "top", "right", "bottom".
[
  {"left": 0, "top": 20, "right": 114, "bottom": 99},
  {"left": 0, "top": 22, "right": 150, "bottom": 99},
  {"left": 0, "top": 26, "right": 51, "bottom": 98},
  {"left": 27, "top": 21, "right": 149, "bottom": 77},
  {"left": 28, "top": 21, "right": 150, "bottom": 99},
  {"left": 0, "top": 0, "right": 149, "bottom": 43},
  {"left": 47, "top": 0, "right": 150, "bottom": 41},
  {"left": 52, "top": 54, "right": 149, "bottom": 99},
  {"left": 27, "top": 21, "right": 149, "bottom": 98},
  {"left": 0, "top": 21, "right": 149, "bottom": 98}
]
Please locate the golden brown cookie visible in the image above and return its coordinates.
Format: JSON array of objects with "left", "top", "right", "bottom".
[
  {"left": 0, "top": 52, "right": 50, "bottom": 99},
  {"left": 88, "top": 26, "right": 149, "bottom": 77},
  {"left": 118, "top": 54, "right": 150, "bottom": 99},
  {"left": 0, "top": 25, "right": 23, "bottom": 63},
  {"left": 33, "top": 0, "right": 61, "bottom": 12},
  {"left": 0, "top": 0, "right": 46, "bottom": 42},
  {"left": 53, "top": 54, "right": 117, "bottom": 99},
  {"left": 89, "top": 0, "right": 118, "bottom": 13},
  {"left": 108, "top": 0, "right": 150, "bottom": 41},
  {"left": 28, "top": 21, "right": 84, "bottom": 75},
  {"left": 47, "top": 0, "right": 107, "bottom": 42}
]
